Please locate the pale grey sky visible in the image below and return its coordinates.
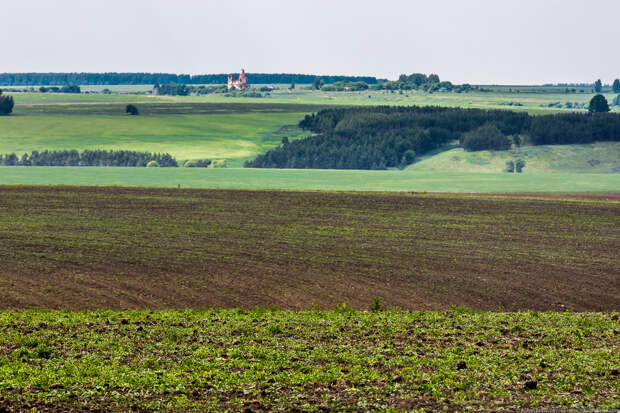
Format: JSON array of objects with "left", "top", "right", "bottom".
[{"left": 3, "top": 0, "right": 619, "bottom": 84}]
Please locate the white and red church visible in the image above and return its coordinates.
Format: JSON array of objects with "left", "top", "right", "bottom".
[{"left": 227, "top": 69, "right": 250, "bottom": 90}]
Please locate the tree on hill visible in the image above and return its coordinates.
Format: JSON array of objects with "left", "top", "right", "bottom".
[
  {"left": 312, "top": 77, "right": 324, "bottom": 90},
  {"left": 594, "top": 79, "right": 602, "bottom": 93},
  {"left": 613, "top": 79, "right": 620, "bottom": 93},
  {"left": 0, "top": 90, "right": 14, "bottom": 115},
  {"left": 589, "top": 94, "right": 610, "bottom": 113}
]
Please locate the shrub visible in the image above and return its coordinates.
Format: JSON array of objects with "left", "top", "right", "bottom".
[
  {"left": 614, "top": 95, "right": 620, "bottom": 106},
  {"left": 125, "top": 104, "right": 139, "bottom": 115},
  {"left": 146, "top": 160, "right": 160, "bottom": 167},
  {"left": 505, "top": 160, "right": 515, "bottom": 172},
  {"left": 211, "top": 159, "right": 227, "bottom": 168},
  {"left": 371, "top": 297, "right": 382, "bottom": 312},
  {"left": 334, "top": 303, "right": 355, "bottom": 314},
  {"left": 515, "top": 159, "right": 526, "bottom": 173},
  {"left": 183, "top": 159, "right": 211, "bottom": 168},
  {"left": 461, "top": 123, "right": 511, "bottom": 151}
]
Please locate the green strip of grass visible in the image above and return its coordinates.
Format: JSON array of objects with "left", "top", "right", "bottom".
[{"left": 0, "top": 167, "right": 619, "bottom": 192}]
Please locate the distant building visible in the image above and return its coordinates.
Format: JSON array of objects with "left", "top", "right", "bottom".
[{"left": 227, "top": 69, "right": 250, "bottom": 90}]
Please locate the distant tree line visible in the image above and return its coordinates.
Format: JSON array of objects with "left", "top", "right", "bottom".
[
  {"left": 0, "top": 73, "right": 383, "bottom": 86},
  {"left": 245, "top": 105, "right": 620, "bottom": 170},
  {"left": 0, "top": 150, "right": 179, "bottom": 167},
  {"left": 309, "top": 73, "right": 475, "bottom": 94},
  {"left": 153, "top": 84, "right": 229, "bottom": 96}
]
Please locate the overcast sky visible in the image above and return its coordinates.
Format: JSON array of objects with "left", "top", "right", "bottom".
[{"left": 3, "top": 0, "right": 618, "bottom": 84}]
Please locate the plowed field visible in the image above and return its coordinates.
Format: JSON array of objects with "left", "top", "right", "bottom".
[{"left": 0, "top": 186, "right": 618, "bottom": 311}]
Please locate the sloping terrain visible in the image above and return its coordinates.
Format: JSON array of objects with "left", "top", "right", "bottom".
[
  {"left": 0, "top": 186, "right": 618, "bottom": 311},
  {"left": 408, "top": 141, "right": 620, "bottom": 173}
]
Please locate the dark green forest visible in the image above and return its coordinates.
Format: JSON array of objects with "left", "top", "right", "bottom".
[
  {"left": 0, "top": 73, "right": 382, "bottom": 86},
  {"left": 245, "top": 106, "right": 620, "bottom": 170}
]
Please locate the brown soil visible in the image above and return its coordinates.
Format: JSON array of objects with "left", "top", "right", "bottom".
[
  {"left": 0, "top": 186, "right": 618, "bottom": 311},
  {"left": 472, "top": 192, "right": 620, "bottom": 201}
]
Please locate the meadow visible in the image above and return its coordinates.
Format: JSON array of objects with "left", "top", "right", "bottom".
[
  {"left": 409, "top": 141, "right": 620, "bottom": 173},
  {"left": 1, "top": 167, "right": 619, "bottom": 192},
  {"left": 2, "top": 104, "right": 314, "bottom": 167},
  {"left": 0, "top": 309, "right": 617, "bottom": 411}
]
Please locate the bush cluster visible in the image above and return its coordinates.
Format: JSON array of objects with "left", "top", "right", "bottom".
[
  {"left": 38, "top": 85, "right": 81, "bottom": 93},
  {"left": 183, "top": 159, "right": 212, "bottom": 168}
]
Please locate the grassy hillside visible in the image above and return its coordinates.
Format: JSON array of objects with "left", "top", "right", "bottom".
[
  {"left": 1, "top": 309, "right": 617, "bottom": 411},
  {"left": 409, "top": 142, "right": 620, "bottom": 173},
  {"left": 0, "top": 168, "right": 619, "bottom": 192},
  {"left": 0, "top": 112, "right": 310, "bottom": 167}
]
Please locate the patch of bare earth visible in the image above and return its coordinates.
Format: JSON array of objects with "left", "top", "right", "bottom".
[{"left": 0, "top": 186, "right": 618, "bottom": 311}]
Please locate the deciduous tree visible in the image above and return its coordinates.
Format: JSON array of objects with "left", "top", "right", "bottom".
[
  {"left": 125, "top": 104, "right": 139, "bottom": 115},
  {"left": 594, "top": 79, "right": 602, "bottom": 93},
  {"left": 589, "top": 94, "right": 610, "bottom": 113},
  {"left": 0, "top": 90, "right": 14, "bottom": 115}
]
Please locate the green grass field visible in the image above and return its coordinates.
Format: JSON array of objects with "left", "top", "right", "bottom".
[
  {"left": 0, "top": 309, "right": 617, "bottom": 411},
  {"left": 8, "top": 92, "right": 156, "bottom": 104},
  {"left": 10, "top": 87, "right": 619, "bottom": 113},
  {"left": 134, "top": 89, "right": 620, "bottom": 114},
  {"left": 409, "top": 142, "right": 620, "bottom": 173},
  {"left": 1, "top": 168, "right": 619, "bottom": 192},
  {"left": 0, "top": 111, "right": 310, "bottom": 167}
]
